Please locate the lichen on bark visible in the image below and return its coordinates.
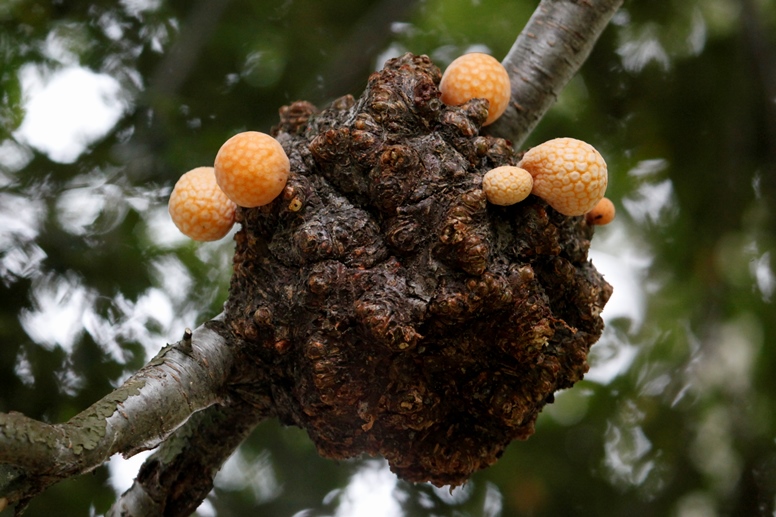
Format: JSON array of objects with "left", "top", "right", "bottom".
[{"left": 224, "top": 53, "right": 611, "bottom": 487}]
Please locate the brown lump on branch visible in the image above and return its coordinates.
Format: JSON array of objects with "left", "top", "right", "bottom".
[{"left": 224, "top": 53, "right": 611, "bottom": 487}]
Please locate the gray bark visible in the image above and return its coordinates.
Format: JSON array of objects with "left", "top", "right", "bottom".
[
  {"left": 487, "top": 0, "right": 625, "bottom": 147},
  {"left": 0, "top": 321, "right": 234, "bottom": 512},
  {"left": 108, "top": 399, "right": 267, "bottom": 517}
]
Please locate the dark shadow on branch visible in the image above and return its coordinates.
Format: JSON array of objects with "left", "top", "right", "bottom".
[{"left": 109, "top": 397, "right": 269, "bottom": 517}]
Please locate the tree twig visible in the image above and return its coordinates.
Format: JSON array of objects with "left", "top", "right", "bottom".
[
  {"left": 487, "top": 0, "right": 624, "bottom": 147},
  {"left": 0, "top": 319, "right": 233, "bottom": 511},
  {"left": 109, "top": 397, "right": 268, "bottom": 517}
]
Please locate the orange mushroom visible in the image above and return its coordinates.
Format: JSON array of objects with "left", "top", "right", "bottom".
[
  {"left": 585, "top": 197, "right": 616, "bottom": 225},
  {"left": 168, "top": 166, "right": 236, "bottom": 241},
  {"left": 214, "top": 131, "right": 290, "bottom": 208},
  {"left": 439, "top": 53, "right": 511, "bottom": 126},
  {"left": 518, "top": 137, "right": 608, "bottom": 216}
]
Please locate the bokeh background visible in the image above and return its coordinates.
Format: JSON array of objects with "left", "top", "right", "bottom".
[{"left": 1, "top": 0, "right": 775, "bottom": 515}]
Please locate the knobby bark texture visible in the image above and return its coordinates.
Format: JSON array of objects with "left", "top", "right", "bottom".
[
  {"left": 0, "top": 0, "right": 622, "bottom": 514},
  {"left": 226, "top": 52, "right": 611, "bottom": 488}
]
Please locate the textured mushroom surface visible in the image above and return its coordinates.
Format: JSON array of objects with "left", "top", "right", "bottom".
[
  {"left": 214, "top": 131, "right": 290, "bottom": 208},
  {"left": 519, "top": 137, "right": 608, "bottom": 216},
  {"left": 224, "top": 53, "right": 611, "bottom": 487},
  {"left": 482, "top": 166, "right": 534, "bottom": 206},
  {"left": 439, "top": 52, "right": 511, "bottom": 126},
  {"left": 168, "top": 166, "right": 236, "bottom": 241}
]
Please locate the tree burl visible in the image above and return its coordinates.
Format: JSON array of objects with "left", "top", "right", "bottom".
[{"left": 224, "top": 53, "right": 612, "bottom": 487}]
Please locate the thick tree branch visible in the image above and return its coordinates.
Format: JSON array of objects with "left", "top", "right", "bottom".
[
  {"left": 487, "top": 0, "right": 624, "bottom": 147},
  {"left": 0, "top": 319, "right": 233, "bottom": 511},
  {"left": 109, "top": 397, "right": 268, "bottom": 517}
]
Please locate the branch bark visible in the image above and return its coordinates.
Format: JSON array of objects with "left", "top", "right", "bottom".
[
  {"left": 487, "top": 0, "right": 624, "bottom": 147},
  {"left": 109, "top": 397, "right": 267, "bottom": 517},
  {"left": 0, "top": 319, "right": 234, "bottom": 512}
]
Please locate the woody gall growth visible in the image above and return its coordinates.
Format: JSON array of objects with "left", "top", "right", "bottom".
[
  {"left": 1, "top": 0, "right": 628, "bottom": 510},
  {"left": 226, "top": 53, "right": 612, "bottom": 486}
]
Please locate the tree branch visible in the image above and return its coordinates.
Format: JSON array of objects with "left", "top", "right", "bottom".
[
  {"left": 0, "top": 319, "right": 234, "bottom": 512},
  {"left": 486, "top": 0, "right": 624, "bottom": 147},
  {"left": 109, "top": 397, "right": 268, "bottom": 517}
]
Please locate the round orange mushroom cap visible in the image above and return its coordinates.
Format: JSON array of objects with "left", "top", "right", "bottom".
[
  {"left": 169, "top": 166, "right": 236, "bottom": 242},
  {"left": 214, "top": 131, "right": 290, "bottom": 208},
  {"left": 518, "top": 137, "right": 608, "bottom": 216},
  {"left": 482, "top": 166, "right": 533, "bottom": 206},
  {"left": 439, "top": 52, "right": 511, "bottom": 126},
  {"left": 586, "top": 197, "right": 616, "bottom": 225}
]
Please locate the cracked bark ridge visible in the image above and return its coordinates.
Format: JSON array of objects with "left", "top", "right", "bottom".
[{"left": 225, "top": 53, "right": 612, "bottom": 487}]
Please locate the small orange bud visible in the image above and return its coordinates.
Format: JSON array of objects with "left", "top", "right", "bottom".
[{"left": 586, "top": 197, "right": 616, "bottom": 225}]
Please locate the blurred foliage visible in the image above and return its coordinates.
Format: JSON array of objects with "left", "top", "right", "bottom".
[{"left": 1, "top": 0, "right": 776, "bottom": 515}]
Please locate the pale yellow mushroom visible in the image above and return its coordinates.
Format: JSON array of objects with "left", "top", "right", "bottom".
[{"left": 482, "top": 166, "right": 533, "bottom": 206}]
